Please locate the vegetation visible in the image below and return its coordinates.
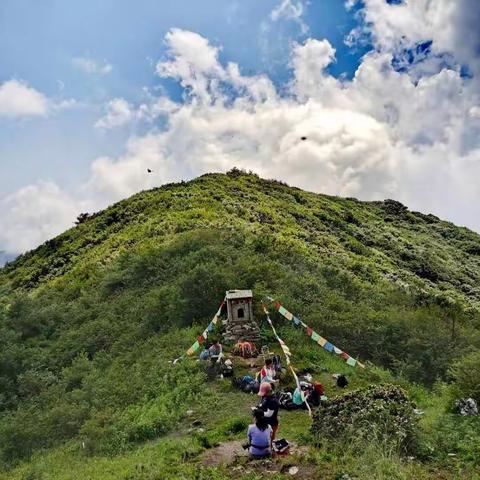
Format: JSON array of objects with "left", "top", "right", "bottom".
[
  {"left": 1, "top": 170, "right": 480, "bottom": 478},
  {"left": 311, "top": 384, "right": 419, "bottom": 453}
]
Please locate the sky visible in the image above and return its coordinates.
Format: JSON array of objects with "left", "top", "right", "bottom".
[{"left": 0, "top": 0, "right": 480, "bottom": 261}]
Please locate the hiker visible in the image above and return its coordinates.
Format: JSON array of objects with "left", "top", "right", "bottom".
[
  {"left": 306, "top": 381, "right": 325, "bottom": 407},
  {"left": 258, "top": 358, "right": 277, "bottom": 384},
  {"left": 199, "top": 340, "right": 223, "bottom": 362},
  {"left": 257, "top": 382, "right": 280, "bottom": 439},
  {"left": 246, "top": 409, "right": 272, "bottom": 458}
]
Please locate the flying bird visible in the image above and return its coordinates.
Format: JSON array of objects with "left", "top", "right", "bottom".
[
  {"left": 147, "top": 168, "right": 153, "bottom": 173},
  {"left": 301, "top": 136, "right": 307, "bottom": 141}
]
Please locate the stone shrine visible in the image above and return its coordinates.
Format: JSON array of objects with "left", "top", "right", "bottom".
[{"left": 223, "top": 289, "right": 260, "bottom": 344}]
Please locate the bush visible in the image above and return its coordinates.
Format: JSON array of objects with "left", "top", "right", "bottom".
[
  {"left": 311, "top": 384, "right": 419, "bottom": 454},
  {"left": 448, "top": 350, "right": 480, "bottom": 404}
]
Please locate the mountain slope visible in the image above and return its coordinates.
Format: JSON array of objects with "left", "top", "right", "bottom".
[
  {"left": 2, "top": 170, "right": 480, "bottom": 306},
  {"left": 1, "top": 170, "right": 480, "bottom": 476}
]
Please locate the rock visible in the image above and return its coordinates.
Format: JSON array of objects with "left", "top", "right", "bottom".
[
  {"left": 288, "top": 466, "right": 299, "bottom": 475},
  {"left": 186, "top": 410, "right": 194, "bottom": 416},
  {"left": 192, "top": 419, "right": 202, "bottom": 427}
]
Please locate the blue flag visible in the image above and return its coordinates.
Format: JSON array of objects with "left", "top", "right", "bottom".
[{"left": 324, "top": 342, "right": 334, "bottom": 353}]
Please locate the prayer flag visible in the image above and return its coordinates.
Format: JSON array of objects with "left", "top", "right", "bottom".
[
  {"left": 347, "top": 357, "right": 357, "bottom": 367},
  {"left": 317, "top": 336, "right": 327, "bottom": 347},
  {"left": 324, "top": 342, "right": 334, "bottom": 353},
  {"left": 306, "top": 327, "right": 313, "bottom": 337},
  {"left": 197, "top": 335, "right": 205, "bottom": 344},
  {"left": 340, "top": 352, "right": 349, "bottom": 361},
  {"left": 311, "top": 331, "right": 320, "bottom": 342},
  {"left": 207, "top": 322, "right": 214, "bottom": 332},
  {"left": 187, "top": 347, "right": 195, "bottom": 356},
  {"left": 293, "top": 317, "right": 301, "bottom": 326},
  {"left": 333, "top": 346, "right": 342, "bottom": 355},
  {"left": 191, "top": 340, "right": 200, "bottom": 352},
  {"left": 278, "top": 306, "right": 287, "bottom": 316},
  {"left": 284, "top": 310, "right": 294, "bottom": 321}
]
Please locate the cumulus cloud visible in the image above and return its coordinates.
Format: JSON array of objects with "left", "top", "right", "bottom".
[
  {"left": 86, "top": 28, "right": 480, "bottom": 228},
  {"left": 72, "top": 56, "right": 113, "bottom": 75},
  {"left": 94, "top": 96, "right": 180, "bottom": 130},
  {"left": 350, "top": 0, "right": 480, "bottom": 77},
  {"left": 0, "top": 79, "right": 77, "bottom": 119},
  {"left": 0, "top": 79, "right": 49, "bottom": 118},
  {"left": 95, "top": 98, "right": 134, "bottom": 130},
  {"left": 0, "top": 182, "right": 91, "bottom": 252},
  {"left": 3, "top": 18, "right": 480, "bottom": 254}
]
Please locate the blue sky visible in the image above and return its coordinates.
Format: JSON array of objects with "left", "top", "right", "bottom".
[
  {"left": 1, "top": 0, "right": 480, "bottom": 259},
  {"left": 0, "top": 0, "right": 366, "bottom": 197}
]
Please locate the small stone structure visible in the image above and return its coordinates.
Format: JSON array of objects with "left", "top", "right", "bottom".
[{"left": 223, "top": 289, "right": 260, "bottom": 344}]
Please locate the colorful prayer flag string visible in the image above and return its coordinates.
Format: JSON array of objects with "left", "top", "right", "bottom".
[
  {"left": 262, "top": 304, "right": 312, "bottom": 417},
  {"left": 271, "top": 300, "right": 365, "bottom": 369},
  {"left": 173, "top": 299, "right": 225, "bottom": 364}
]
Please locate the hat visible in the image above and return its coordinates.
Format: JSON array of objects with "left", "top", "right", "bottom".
[{"left": 258, "top": 382, "right": 272, "bottom": 396}]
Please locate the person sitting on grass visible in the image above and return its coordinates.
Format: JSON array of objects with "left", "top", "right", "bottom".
[
  {"left": 246, "top": 409, "right": 272, "bottom": 459},
  {"left": 199, "top": 340, "right": 223, "bottom": 363},
  {"left": 258, "top": 358, "right": 278, "bottom": 384},
  {"left": 257, "top": 381, "right": 280, "bottom": 440}
]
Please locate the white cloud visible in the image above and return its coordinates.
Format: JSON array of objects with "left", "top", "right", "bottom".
[
  {"left": 291, "top": 39, "right": 338, "bottom": 99},
  {"left": 72, "top": 56, "right": 113, "bottom": 75},
  {"left": 0, "top": 79, "right": 49, "bottom": 118},
  {"left": 156, "top": 29, "right": 225, "bottom": 103},
  {"left": 94, "top": 95, "right": 180, "bottom": 130},
  {"left": 270, "top": 0, "right": 309, "bottom": 34},
  {"left": 95, "top": 98, "right": 134, "bottom": 130},
  {"left": 470, "top": 106, "right": 480, "bottom": 119},
  {"left": 349, "top": 0, "right": 480, "bottom": 76},
  {"left": 0, "top": 182, "right": 90, "bottom": 252},
  {"left": 3, "top": 22, "right": 480, "bottom": 254},
  {"left": 0, "top": 79, "right": 77, "bottom": 120},
  {"left": 271, "top": 0, "right": 304, "bottom": 21}
]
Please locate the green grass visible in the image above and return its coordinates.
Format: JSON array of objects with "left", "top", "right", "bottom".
[{"left": 2, "top": 171, "right": 480, "bottom": 478}]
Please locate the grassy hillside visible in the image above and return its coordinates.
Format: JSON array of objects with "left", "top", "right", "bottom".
[{"left": 1, "top": 169, "right": 480, "bottom": 479}]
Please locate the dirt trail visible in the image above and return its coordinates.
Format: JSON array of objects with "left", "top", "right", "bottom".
[
  {"left": 201, "top": 440, "right": 319, "bottom": 478},
  {"left": 202, "top": 440, "right": 248, "bottom": 467}
]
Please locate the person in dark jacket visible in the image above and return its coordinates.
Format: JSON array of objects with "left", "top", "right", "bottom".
[
  {"left": 306, "top": 381, "right": 325, "bottom": 407},
  {"left": 257, "top": 382, "right": 280, "bottom": 439}
]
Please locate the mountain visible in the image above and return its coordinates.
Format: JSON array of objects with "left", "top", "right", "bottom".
[{"left": 1, "top": 170, "right": 480, "bottom": 479}]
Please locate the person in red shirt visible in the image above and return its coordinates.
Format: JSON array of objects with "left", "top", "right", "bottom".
[{"left": 258, "top": 358, "right": 277, "bottom": 384}]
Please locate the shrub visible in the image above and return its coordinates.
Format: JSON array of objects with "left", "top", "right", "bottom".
[
  {"left": 448, "top": 350, "right": 480, "bottom": 404},
  {"left": 311, "top": 384, "right": 419, "bottom": 454}
]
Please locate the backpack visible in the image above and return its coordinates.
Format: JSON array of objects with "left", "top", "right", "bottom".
[{"left": 272, "top": 438, "right": 290, "bottom": 455}]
